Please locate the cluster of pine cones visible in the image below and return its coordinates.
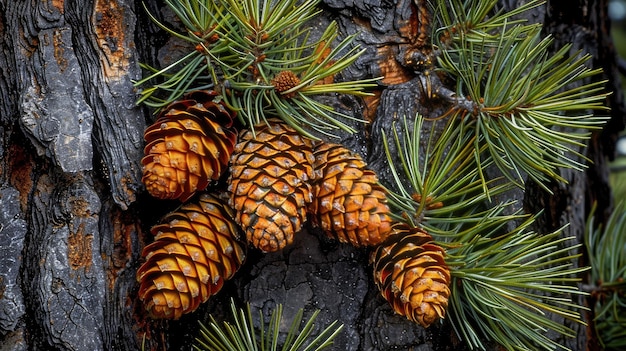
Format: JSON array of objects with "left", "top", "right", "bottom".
[{"left": 137, "top": 90, "right": 451, "bottom": 328}]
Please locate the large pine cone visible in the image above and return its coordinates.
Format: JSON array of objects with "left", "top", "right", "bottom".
[
  {"left": 310, "top": 142, "right": 392, "bottom": 247},
  {"left": 142, "top": 90, "right": 237, "bottom": 201},
  {"left": 228, "top": 120, "right": 315, "bottom": 252},
  {"left": 137, "top": 193, "right": 246, "bottom": 319},
  {"left": 370, "top": 223, "right": 451, "bottom": 327}
]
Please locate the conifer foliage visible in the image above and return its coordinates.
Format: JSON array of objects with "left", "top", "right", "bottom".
[
  {"left": 585, "top": 202, "right": 626, "bottom": 350},
  {"left": 378, "top": 0, "right": 609, "bottom": 349}
]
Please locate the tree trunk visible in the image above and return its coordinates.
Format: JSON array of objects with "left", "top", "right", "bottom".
[{"left": 0, "top": 0, "right": 623, "bottom": 350}]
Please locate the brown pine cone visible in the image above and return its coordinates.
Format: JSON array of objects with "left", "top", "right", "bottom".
[
  {"left": 310, "top": 142, "right": 392, "bottom": 247},
  {"left": 137, "top": 193, "right": 246, "bottom": 319},
  {"left": 228, "top": 119, "right": 315, "bottom": 252},
  {"left": 370, "top": 222, "right": 451, "bottom": 327},
  {"left": 142, "top": 90, "right": 237, "bottom": 201}
]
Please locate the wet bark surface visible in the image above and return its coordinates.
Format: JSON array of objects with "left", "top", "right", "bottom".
[{"left": 0, "top": 0, "right": 624, "bottom": 350}]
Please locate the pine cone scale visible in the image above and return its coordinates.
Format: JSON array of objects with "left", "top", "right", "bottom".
[{"left": 181, "top": 134, "right": 209, "bottom": 155}]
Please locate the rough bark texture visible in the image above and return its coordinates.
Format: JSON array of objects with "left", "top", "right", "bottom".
[{"left": 0, "top": 0, "right": 624, "bottom": 350}]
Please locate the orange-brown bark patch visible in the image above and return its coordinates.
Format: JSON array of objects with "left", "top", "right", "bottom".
[
  {"left": 362, "top": 90, "right": 382, "bottom": 123},
  {"left": 50, "top": 0, "right": 65, "bottom": 14},
  {"left": 119, "top": 172, "right": 137, "bottom": 206},
  {"left": 397, "top": 0, "right": 429, "bottom": 47},
  {"left": 69, "top": 197, "right": 92, "bottom": 217},
  {"left": 398, "top": 1, "right": 418, "bottom": 41},
  {"left": 19, "top": 29, "right": 39, "bottom": 58},
  {"left": 7, "top": 143, "right": 35, "bottom": 213},
  {"left": 52, "top": 29, "right": 69, "bottom": 72},
  {"left": 376, "top": 45, "right": 413, "bottom": 86},
  {"left": 68, "top": 223, "right": 94, "bottom": 271},
  {"left": 94, "top": 0, "right": 130, "bottom": 79},
  {"left": 105, "top": 208, "right": 139, "bottom": 290}
]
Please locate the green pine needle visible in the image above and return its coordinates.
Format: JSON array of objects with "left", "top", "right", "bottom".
[
  {"left": 215, "top": 0, "right": 378, "bottom": 138},
  {"left": 194, "top": 299, "right": 343, "bottom": 351},
  {"left": 447, "top": 214, "right": 588, "bottom": 351},
  {"left": 435, "top": 0, "right": 544, "bottom": 46},
  {"left": 383, "top": 116, "right": 588, "bottom": 350},
  {"left": 135, "top": 0, "right": 379, "bottom": 139},
  {"left": 585, "top": 202, "right": 626, "bottom": 350},
  {"left": 435, "top": 0, "right": 609, "bottom": 191},
  {"left": 133, "top": 0, "right": 226, "bottom": 109},
  {"left": 382, "top": 114, "right": 514, "bottom": 226}
]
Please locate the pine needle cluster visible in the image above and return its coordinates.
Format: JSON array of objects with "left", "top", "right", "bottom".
[
  {"left": 380, "top": 0, "right": 611, "bottom": 349},
  {"left": 434, "top": 0, "right": 609, "bottom": 190},
  {"left": 194, "top": 299, "right": 343, "bottom": 351},
  {"left": 585, "top": 202, "right": 626, "bottom": 350},
  {"left": 384, "top": 117, "right": 589, "bottom": 350},
  {"left": 135, "top": 0, "right": 378, "bottom": 138}
]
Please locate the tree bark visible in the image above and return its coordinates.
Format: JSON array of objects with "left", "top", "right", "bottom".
[{"left": 0, "top": 0, "right": 623, "bottom": 350}]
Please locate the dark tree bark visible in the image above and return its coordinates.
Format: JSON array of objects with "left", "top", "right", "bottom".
[{"left": 0, "top": 0, "right": 623, "bottom": 350}]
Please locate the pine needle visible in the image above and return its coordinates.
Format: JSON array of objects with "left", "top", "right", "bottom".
[
  {"left": 136, "top": 0, "right": 379, "bottom": 138},
  {"left": 435, "top": 0, "right": 609, "bottom": 190},
  {"left": 585, "top": 202, "right": 626, "bottom": 350},
  {"left": 194, "top": 299, "right": 343, "bottom": 351}
]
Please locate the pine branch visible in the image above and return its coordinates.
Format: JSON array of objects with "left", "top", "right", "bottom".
[
  {"left": 383, "top": 116, "right": 588, "bottom": 351},
  {"left": 435, "top": 0, "right": 609, "bottom": 191},
  {"left": 133, "top": 0, "right": 226, "bottom": 109},
  {"left": 382, "top": 115, "right": 513, "bottom": 226},
  {"left": 214, "top": 2, "right": 378, "bottom": 138},
  {"left": 135, "top": 0, "right": 379, "bottom": 139},
  {"left": 447, "top": 213, "right": 588, "bottom": 351}
]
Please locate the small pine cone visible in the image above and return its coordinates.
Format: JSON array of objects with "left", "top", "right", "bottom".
[
  {"left": 370, "top": 223, "right": 451, "bottom": 327},
  {"left": 137, "top": 193, "right": 246, "bottom": 319},
  {"left": 228, "top": 120, "right": 315, "bottom": 252},
  {"left": 271, "top": 71, "right": 300, "bottom": 98},
  {"left": 310, "top": 142, "right": 392, "bottom": 247},
  {"left": 142, "top": 90, "right": 237, "bottom": 201}
]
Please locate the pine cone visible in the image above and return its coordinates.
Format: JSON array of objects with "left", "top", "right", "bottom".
[
  {"left": 137, "top": 193, "right": 246, "bottom": 319},
  {"left": 271, "top": 70, "right": 301, "bottom": 98},
  {"left": 228, "top": 120, "right": 315, "bottom": 252},
  {"left": 142, "top": 90, "right": 237, "bottom": 201},
  {"left": 310, "top": 142, "right": 392, "bottom": 247},
  {"left": 370, "top": 223, "right": 450, "bottom": 327}
]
